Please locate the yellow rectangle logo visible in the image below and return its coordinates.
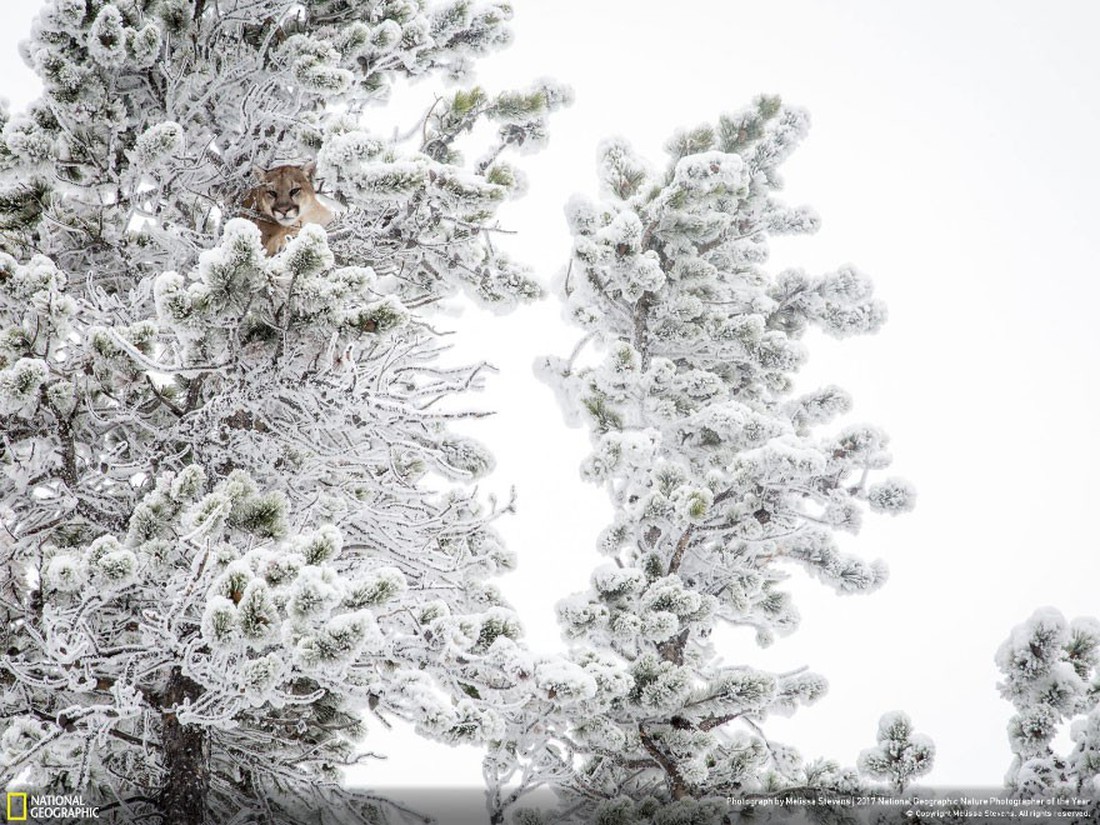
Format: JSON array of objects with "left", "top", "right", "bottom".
[{"left": 6, "top": 792, "right": 27, "bottom": 821}]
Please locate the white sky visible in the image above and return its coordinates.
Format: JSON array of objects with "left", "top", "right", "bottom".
[{"left": 3, "top": 0, "right": 1099, "bottom": 798}]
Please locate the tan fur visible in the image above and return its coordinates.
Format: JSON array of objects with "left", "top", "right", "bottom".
[{"left": 243, "top": 162, "right": 334, "bottom": 256}]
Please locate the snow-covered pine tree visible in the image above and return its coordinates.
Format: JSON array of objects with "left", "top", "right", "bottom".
[
  {"left": 857, "top": 712, "right": 934, "bottom": 795},
  {"left": 491, "top": 96, "right": 916, "bottom": 823},
  {"left": 0, "top": 1, "right": 566, "bottom": 821},
  {"left": 996, "top": 608, "right": 1100, "bottom": 801}
]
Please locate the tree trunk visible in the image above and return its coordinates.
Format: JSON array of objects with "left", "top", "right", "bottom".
[{"left": 160, "top": 667, "right": 209, "bottom": 825}]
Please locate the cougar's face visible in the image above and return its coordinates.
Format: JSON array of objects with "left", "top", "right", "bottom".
[{"left": 253, "top": 165, "right": 316, "bottom": 226}]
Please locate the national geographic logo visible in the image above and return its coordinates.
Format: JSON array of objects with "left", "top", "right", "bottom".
[
  {"left": 5, "top": 794, "right": 26, "bottom": 822},
  {"left": 5, "top": 793, "right": 99, "bottom": 821}
]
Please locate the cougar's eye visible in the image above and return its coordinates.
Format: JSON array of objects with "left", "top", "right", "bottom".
[
  {"left": 289, "top": 188, "right": 301, "bottom": 196},
  {"left": 266, "top": 190, "right": 278, "bottom": 199}
]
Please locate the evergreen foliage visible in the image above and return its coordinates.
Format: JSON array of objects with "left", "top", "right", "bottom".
[
  {"left": 856, "top": 712, "right": 934, "bottom": 794},
  {"left": 996, "top": 608, "right": 1100, "bottom": 800}
]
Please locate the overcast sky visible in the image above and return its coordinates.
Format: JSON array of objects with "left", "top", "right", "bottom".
[{"left": 3, "top": 0, "right": 1099, "bottom": 796}]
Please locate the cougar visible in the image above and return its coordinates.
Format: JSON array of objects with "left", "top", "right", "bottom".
[{"left": 243, "top": 161, "right": 334, "bottom": 256}]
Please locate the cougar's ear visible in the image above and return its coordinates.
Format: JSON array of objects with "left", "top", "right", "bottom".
[
  {"left": 252, "top": 164, "right": 268, "bottom": 182},
  {"left": 301, "top": 160, "right": 317, "bottom": 179}
]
